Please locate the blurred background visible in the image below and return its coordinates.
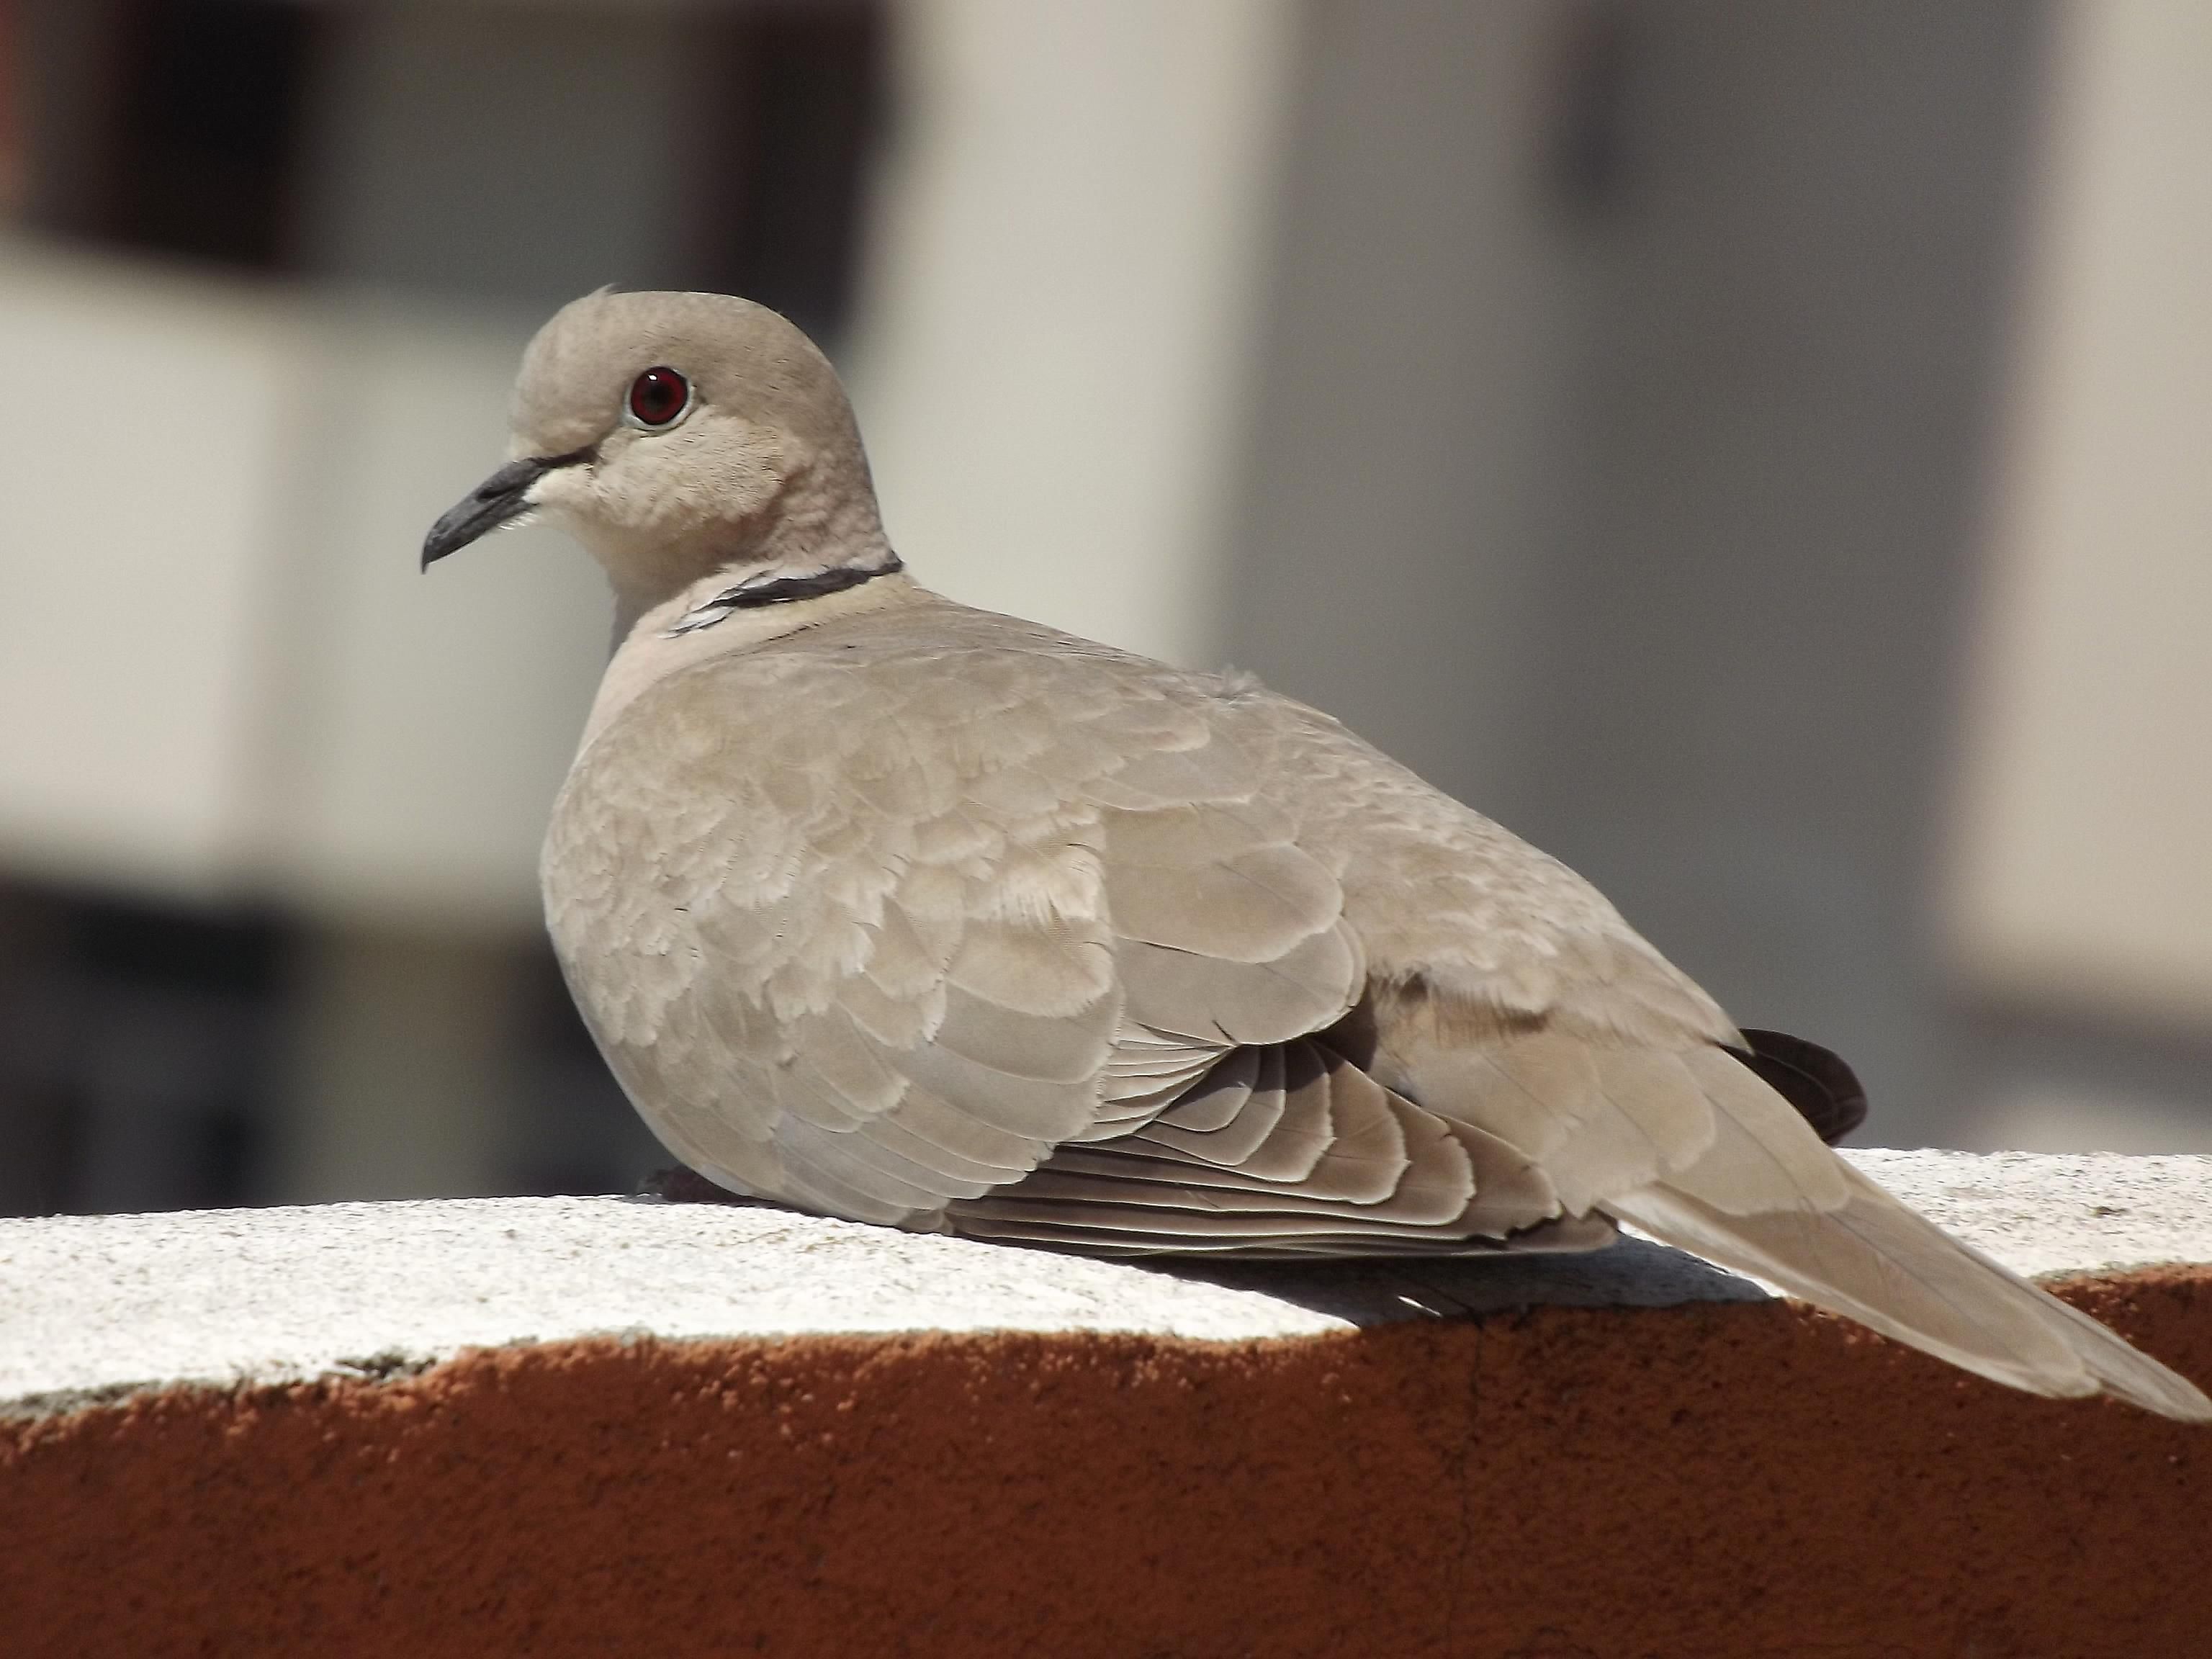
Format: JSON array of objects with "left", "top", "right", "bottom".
[{"left": 2, "top": 0, "right": 2209, "bottom": 1218}]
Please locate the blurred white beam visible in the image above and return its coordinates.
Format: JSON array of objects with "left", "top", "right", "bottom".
[
  {"left": 0, "top": 238, "right": 606, "bottom": 927},
  {"left": 0, "top": 240, "right": 302, "bottom": 899},
  {"left": 846, "top": 0, "right": 1300, "bottom": 666}
]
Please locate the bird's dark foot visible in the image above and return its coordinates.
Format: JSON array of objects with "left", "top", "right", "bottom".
[{"left": 637, "top": 1166, "right": 775, "bottom": 1206}]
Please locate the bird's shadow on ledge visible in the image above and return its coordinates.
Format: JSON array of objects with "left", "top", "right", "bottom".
[
  {"left": 631, "top": 1167, "right": 1767, "bottom": 1326},
  {"left": 1142, "top": 1239, "right": 1771, "bottom": 1326}
]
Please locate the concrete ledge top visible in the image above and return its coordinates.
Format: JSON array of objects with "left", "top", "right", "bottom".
[{"left": 5, "top": 1150, "right": 2211, "bottom": 1416}]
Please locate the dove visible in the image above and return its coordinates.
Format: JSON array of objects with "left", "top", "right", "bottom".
[{"left": 424, "top": 289, "right": 2211, "bottom": 1421}]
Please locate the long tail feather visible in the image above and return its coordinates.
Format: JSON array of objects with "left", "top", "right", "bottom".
[{"left": 1608, "top": 1162, "right": 2212, "bottom": 1421}]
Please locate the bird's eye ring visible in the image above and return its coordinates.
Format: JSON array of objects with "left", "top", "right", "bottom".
[{"left": 624, "top": 367, "right": 692, "bottom": 431}]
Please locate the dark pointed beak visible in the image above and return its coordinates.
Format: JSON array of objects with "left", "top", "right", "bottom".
[{"left": 421, "top": 445, "right": 594, "bottom": 570}]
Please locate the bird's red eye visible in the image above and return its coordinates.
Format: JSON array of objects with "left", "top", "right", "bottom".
[{"left": 626, "top": 367, "right": 690, "bottom": 428}]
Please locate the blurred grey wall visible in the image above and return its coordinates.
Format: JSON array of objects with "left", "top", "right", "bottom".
[{"left": 6, "top": 0, "right": 2212, "bottom": 1217}]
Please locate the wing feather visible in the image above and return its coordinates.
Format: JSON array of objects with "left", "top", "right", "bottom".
[
  {"left": 1609, "top": 1159, "right": 2212, "bottom": 1420},
  {"left": 1117, "top": 925, "right": 1362, "bottom": 1046},
  {"left": 1143, "top": 1047, "right": 1258, "bottom": 1132},
  {"left": 950, "top": 1039, "right": 1568, "bottom": 1248}
]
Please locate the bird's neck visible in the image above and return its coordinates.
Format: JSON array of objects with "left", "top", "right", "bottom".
[
  {"left": 580, "top": 566, "right": 931, "bottom": 759},
  {"left": 603, "top": 480, "right": 895, "bottom": 642}
]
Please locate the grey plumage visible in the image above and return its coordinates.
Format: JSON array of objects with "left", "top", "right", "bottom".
[{"left": 427, "top": 289, "right": 2212, "bottom": 1422}]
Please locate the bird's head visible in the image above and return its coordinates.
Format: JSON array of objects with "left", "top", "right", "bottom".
[{"left": 423, "top": 289, "right": 894, "bottom": 629}]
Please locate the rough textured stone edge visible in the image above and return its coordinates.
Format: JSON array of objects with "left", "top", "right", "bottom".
[
  {"left": 5, "top": 1150, "right": 2211, "bottom": 1418},
  {"left": 7, "top": 1278, "right": 2212, "bottom": 1658}
]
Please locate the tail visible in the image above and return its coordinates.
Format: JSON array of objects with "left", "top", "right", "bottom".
[{"left": 1607, "top": 1157, "right": 2212, "bottom": 1422}]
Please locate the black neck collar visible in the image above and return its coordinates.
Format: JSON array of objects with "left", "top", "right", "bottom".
[{"left": 666, "top": 554, "right": 904, "bottom": 637}]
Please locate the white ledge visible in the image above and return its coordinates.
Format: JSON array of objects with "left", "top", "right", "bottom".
[{"left": 4, "top": 1151, "right": 2210, "bottom": 1417}]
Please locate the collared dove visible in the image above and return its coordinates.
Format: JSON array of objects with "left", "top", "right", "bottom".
[{"left": 425, "top": 289, "right": 2210, "bottom": 1421}]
